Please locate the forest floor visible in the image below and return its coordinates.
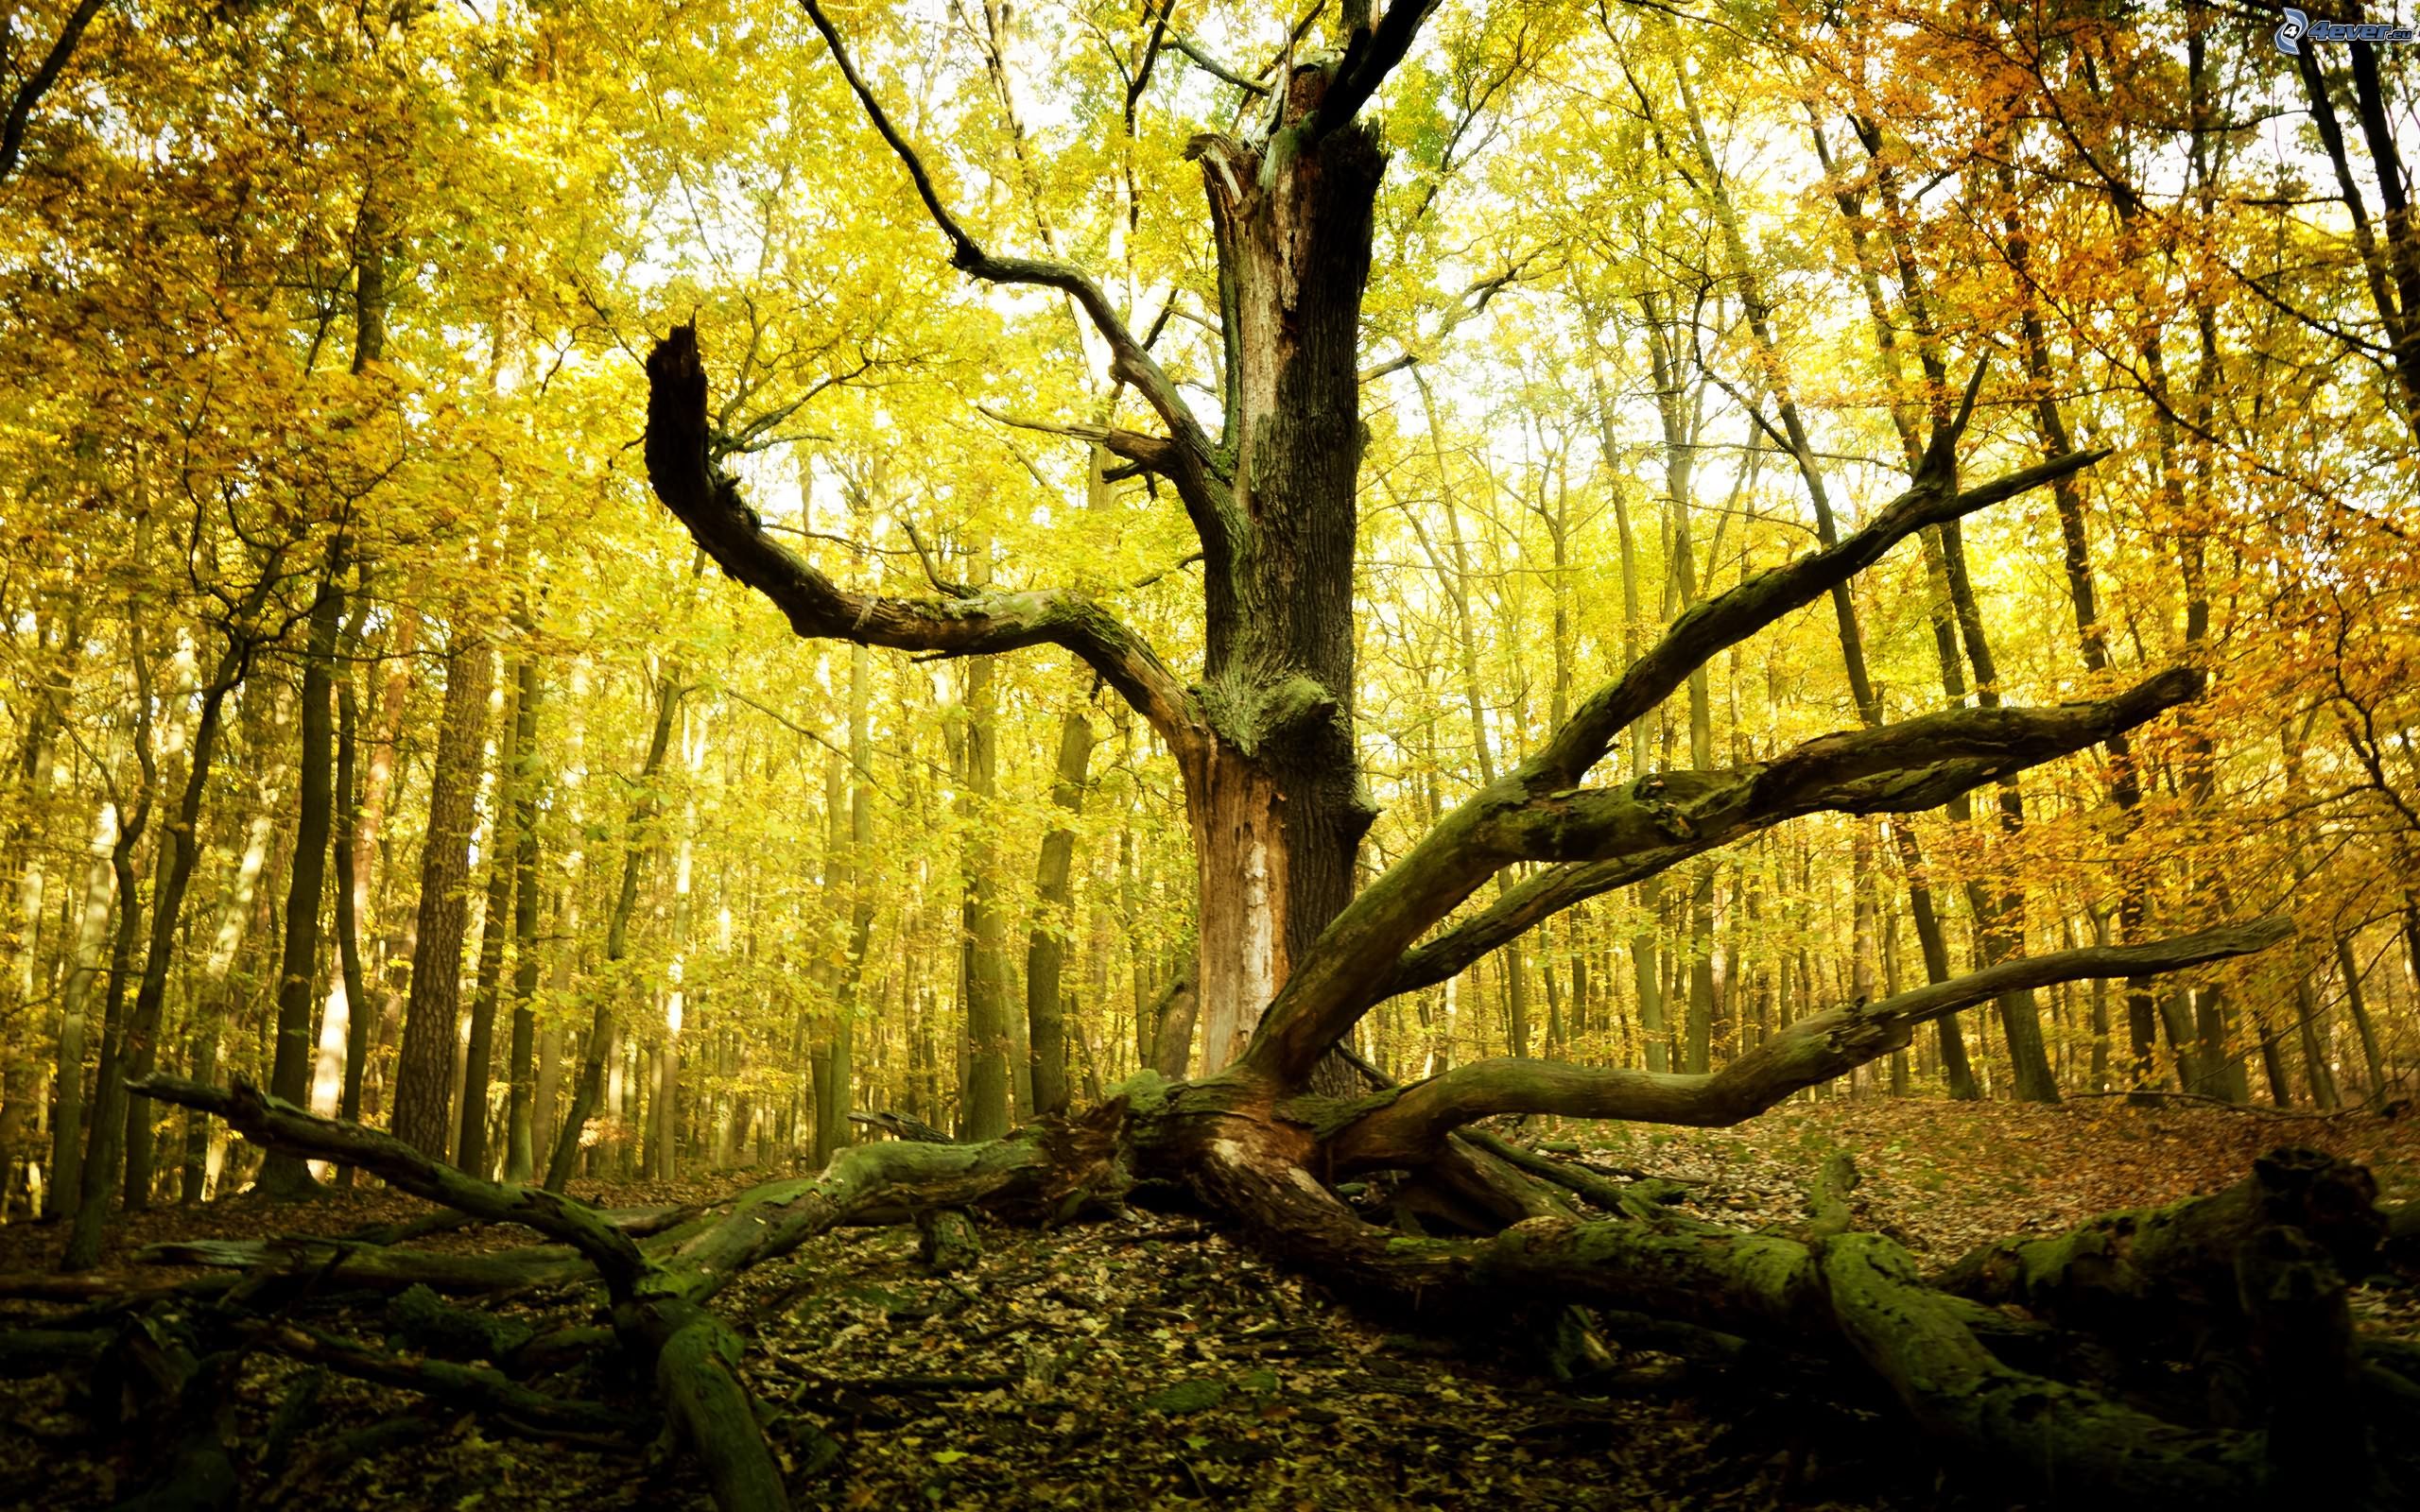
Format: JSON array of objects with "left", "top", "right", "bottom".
[{"left": 3, "top": 1094, "right": 2417, "bottom": 1511}]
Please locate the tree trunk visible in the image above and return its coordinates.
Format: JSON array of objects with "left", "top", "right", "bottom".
[
  {"left": 457, "top": 672, "right": 521, "bottom": 1179},
  {"left": 260, "top": 546, "right": 345, "bottom": 1197},
  {"left": 391, "top": 634, "right": 493, "bottom": 1159},
  {"left": 503, "top": 655, "right": 544, "bottom": 1181},
  {"left": 959, "top": 644, "right": 1011, "bottom": 1141},
  {"left": 330, "top": 584, "right": 374, "bottom": 1184},
  {"left": 59, "top": 787, "right": 147, "bottom": 1269},
  {"left": 46, "top": 803, "right": 115, "bottom": 1219},
  {"left": 1182, "top": 103, "right": 1384, "bottom": 1079},
  {"left": 1025, "top": 699, "right": 1093, "bottom": 1118},
  {"left": 545, "top": 671, "right": 678, "bottom": 1190},
  {"left": 93, "top": 584, "right": 266, "bottom": 1238},
  {"left": 816, "top": 646, "right": 874, "bottom": 1162}
]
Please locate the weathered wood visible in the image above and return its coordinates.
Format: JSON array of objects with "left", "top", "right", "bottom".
[
  {"left": 915, "top": 1209, "right": 982, "bottom": 1274},
  {"left": 1940, "top": 1146, "right": 2386, "bottom": 1342}
]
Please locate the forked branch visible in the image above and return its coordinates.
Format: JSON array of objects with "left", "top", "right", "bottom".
[
  {"left": 1245, "top": 426, "right": 2111, "bottom": 1085},
  {"left": 1316, "top": 0, "right": 1445, "bottom": 137},
  {"left": 791, "top": 0, "right": 1214, "bottom": 473},
  {"left": 645, "top": 325, "right": 1204, "bottom": 758}
]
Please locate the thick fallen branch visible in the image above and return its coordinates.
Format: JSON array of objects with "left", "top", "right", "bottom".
[
  {"left": 133, "top": 1074, "right": 1136, "bottom": 1512},
  {"left": 1940, "top": 1146, "right": 2386, "bottom": 1340},
  {"left": 134, "top": 1237, "right": 590, "bottom": 1294},
  {"left": 1322, "top": 918, "right": 2290, "bottom": 1167},
  {"left": 249, "top": 1321, "right": 637, "bottom": 1441},
  {"left": 1170, "top": 1120, "right": 2377, "bottom": 1509}
]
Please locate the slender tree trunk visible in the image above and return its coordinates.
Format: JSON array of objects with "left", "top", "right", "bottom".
[
  {"left": 60, "top": 773, "right": 150, "bottom": 1268},
  {"left": 260, "top": 547, "right": 346, "bottom": 1197},
  {"left": 100, "top": 590, "right": 266, "bottom": 1232},
  {"left": 503, "top": 656, "right": 544, "bottom": 1180},
  {"left": 391, "top": 634, "right": 493, "bottom": 1158},
  {"left": 46, "top": 803, "right": 115, "bottom": 1218},
  {"left": 2334, "top": 936, "right": 2385, "bottom": 1099},
  {"left": 960, "top": 644, "right": 1011, "bottom": 1142},
  {"left": 544, "top": 671, "right": 678, "bottom": 1191},
  {"left": 1025, "top": 697, "right": 1093, "bottom": 1118},
  {"left": 457, "top": 672, "right": 523, "bottom": 1178},
  {"left": 330, "top": 587, "right": 373, "bottom": 1184}
]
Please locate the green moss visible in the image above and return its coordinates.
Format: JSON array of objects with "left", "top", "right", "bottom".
[{"left": 1143, "top": 1379, "right": 1228, "bottom": 1416}]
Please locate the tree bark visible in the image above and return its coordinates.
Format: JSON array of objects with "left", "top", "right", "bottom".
[
  {"left": 260, "top": 546, "right": 346, "bottom": 1197},
  {"left": 1025, "top": 700, "right": 1093, "bottom": 1118},
  {"left": 503, "top": 655, "right": 544, "bottom": 1181},
  {"left": 391, "top": 633, "right": 493, "bottom": 1159}
]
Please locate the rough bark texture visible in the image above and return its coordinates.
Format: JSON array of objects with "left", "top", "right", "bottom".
[{"left": 391, "top": 636, "right": 492, "bottom": 1158}]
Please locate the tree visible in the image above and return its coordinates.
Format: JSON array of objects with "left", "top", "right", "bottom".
[
  {"left": 389, "top": 633, "right": 492, "bottom": 1159},
  {"left": 596, "top": 1, "right": 2300, "bottom": 1496},
  {"left": 27, "top": 2, "right": 2420, "bottom": 1506}
]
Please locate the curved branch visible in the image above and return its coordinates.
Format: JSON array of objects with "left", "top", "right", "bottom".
[
  {"left": 1498, "top": 666, "right": 2203, "bottom": 864},
  {"left": 791, "top": 0, "right": 1214, "bottom": 473},
  {"left": 1241, "top": 622, "right": 2154, "bottom": 1084},
  {"left": 1385, "top": 668, "right": 2197, "bottom": 997},
  {"left": 129, "top": 1074, "right": 648, "bottom": 1289},
  {"left": 1326, "top": 917, "right": 2291, "bottom": 1167},
  {"left": 645, "top": 326, "right": 1204, "bottom": 759}
]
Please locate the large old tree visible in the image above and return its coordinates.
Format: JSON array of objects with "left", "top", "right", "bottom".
[{"left": 125, "top": 3, "right": 2414, "bottom": 1509}]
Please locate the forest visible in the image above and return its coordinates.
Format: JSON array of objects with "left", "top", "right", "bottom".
[{"left": 3, "top": 0, "right": 2420, "bottom": 1506}]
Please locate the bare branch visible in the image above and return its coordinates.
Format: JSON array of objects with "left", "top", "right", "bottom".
[
  {"left": 976, "top": 404, "right": 1185, "bottom": 477},
  {"left": 1168, "top": 33, "right": 1269, "bottom": 95},
  {"left": 1534, "top": 421, "right": 2091, "bottom": 789},
  {"left": 1327, "top": 918, "right": 2291, "bottom": 1166},
  {"left": 792, "top": 0, "right": 1215, "bottom": 473},
  {"left": 645, "top": 326, "right": 1205, "bottom": 758},
  {"left": 0, "top": 0, "right": 104, "bottom": 184}
]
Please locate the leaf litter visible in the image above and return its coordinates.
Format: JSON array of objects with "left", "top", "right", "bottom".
[{"left": 3, "top": 1095, "right": 2416, "bottom": 1510}]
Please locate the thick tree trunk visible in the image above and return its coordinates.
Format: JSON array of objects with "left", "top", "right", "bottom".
[
  {"left": 391, "top": 634, "right": 492, "bottom": 1158},
  {"left": 1183, "top": 90, "right": 1384, "bottom": 1081}
]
